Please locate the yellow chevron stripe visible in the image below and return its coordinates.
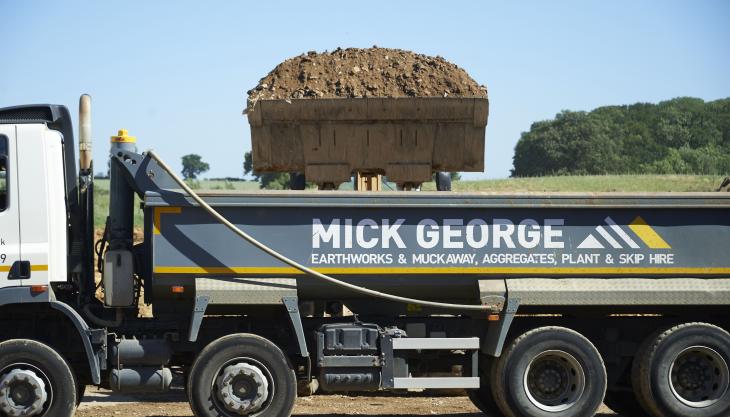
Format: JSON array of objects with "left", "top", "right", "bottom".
[
  {"left": 629, "top": 216, "right": 671, "bottom": 249},
  {"left": 153, "top": 266, "right": 730, "bottom": 275}
]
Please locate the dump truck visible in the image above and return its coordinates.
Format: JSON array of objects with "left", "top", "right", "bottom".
[{"left": 0, "top": 96, "right": 729, "bottom": 417}]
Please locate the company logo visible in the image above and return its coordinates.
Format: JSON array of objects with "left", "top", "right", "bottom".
[{"left": 577, "top": 216, "right": 671, "bottom": 249}]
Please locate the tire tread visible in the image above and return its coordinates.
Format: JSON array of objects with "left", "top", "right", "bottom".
[
  {"left": 491, "top": 326, "right": 606, "bottom": 417},
  {"left": 632, "top": 322, "right": 730, "bottom": 417}
]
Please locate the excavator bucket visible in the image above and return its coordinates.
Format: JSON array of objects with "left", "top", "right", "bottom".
[{"left": 247, "top": 97, "right": 488, "bottom": 186}]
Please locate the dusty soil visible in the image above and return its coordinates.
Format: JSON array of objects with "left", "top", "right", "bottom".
[
  {"left": 247, "top": 47, "right": 487, "bottom": 109},
  {"left": 75, "top": 388, "right": 621, "bottom": 417}
]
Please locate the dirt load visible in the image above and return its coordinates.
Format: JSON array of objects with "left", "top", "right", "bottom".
[{"left": 247, "top": 47, "right": 487, "bottom": 109}]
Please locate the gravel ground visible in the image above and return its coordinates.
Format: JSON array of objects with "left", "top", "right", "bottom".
[{"left": 75, "top": 388, "right": 620, "bottom": 417}]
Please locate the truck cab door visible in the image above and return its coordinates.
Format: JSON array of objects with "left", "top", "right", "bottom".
[
  {"left": 14, "top": 124, "right": 67, "bottom": 287},
  {"left": 0, "top": 128, "right": 22, "bottom": 287}
]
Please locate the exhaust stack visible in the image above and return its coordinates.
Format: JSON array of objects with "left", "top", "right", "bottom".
[{"left": 79, "top": 94, "right": 92, "bottom": 172}]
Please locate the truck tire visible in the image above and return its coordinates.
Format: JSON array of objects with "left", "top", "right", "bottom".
[
  {"left": 76, "top": 383, "right": 85, "bottom": 406},
  {"left": 467, "top": 356, "right": 500, "bottom": 415},
  {"left": 187, "top": 334, "right": 297, "bottom": 417},
  {"left": 435, "top": 172, "right": 452, "bottom": 191},
  {"left": 289, "top": 173, "right": 306, "bottom": 190},
  {"left": 632, "top": 323, "right": 730, "bottom": 417},
  {"left": 0, "top": 339, "right": 77, "bottom": 417},
  {"left": 490, "top": 327, "right": 607, "bottom": 417},
  {"left": 468, "top": 381, "right": 501, "bottom": 415}
]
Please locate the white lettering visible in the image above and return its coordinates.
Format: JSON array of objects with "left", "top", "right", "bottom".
[
  {"left": 417, "top": 219, "right": 439, "bottom": 249},
  {"left": 356, "top": 219, "right": 379, "bottom": 249},
  {"left": 443, "top": 219, "right": 463, "bottom": 249},
  {"left": 493, "top": 219, "right": 516, "bottom": 248},
  {"left": 466, "top": 219, "right": 489, "bottom": 248},
  {"left": 382, "top": 219, "right": 406, "bottom": 249},
  {"left": 517, "top": 219, "right": 541, "bottom": 249},
  {"left": 544, "top": 219, "right": 565, "bottom": 249},
  {"left": 312, "top": 218, "right": 340, "bottom": 249},
  {"left": 344, "top": 219, "right": 353, "bottom": 249}
]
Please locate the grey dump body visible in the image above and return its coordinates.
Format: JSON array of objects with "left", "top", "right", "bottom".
[{"left": 146, "top": 190, "right": 730, "bottom": 306}]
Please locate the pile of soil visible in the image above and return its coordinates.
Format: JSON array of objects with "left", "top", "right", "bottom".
[{"left": 247, "top": 47, "right": 487, "bottom": 110}]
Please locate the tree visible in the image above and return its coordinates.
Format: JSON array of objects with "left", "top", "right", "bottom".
[
  {"left": 511, "top": 97, "right": 730, "bottom": 177},
  {"left": 181, "top": 154, "right": 209, "bottom": 180},
  {"left": 243, "top": 151, "right": 291, "bottom": 189}
]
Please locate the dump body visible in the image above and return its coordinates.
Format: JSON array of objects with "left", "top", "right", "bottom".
[
  {"left": 247, "top": 98, "right": 488, "bottom": 185},
  {"left": 147, "top": 191, "right": 730, "bottom": 305}
]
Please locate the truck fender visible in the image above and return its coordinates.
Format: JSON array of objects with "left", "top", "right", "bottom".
[
  {"left": 0, "top": 287, "right": 101, "bottom": 384},
  {"left": 49, "top": 300, "right": 101, "bottom": 384},
  {"left": 481, "top": 297, "right": 520, "bottom": 357}
]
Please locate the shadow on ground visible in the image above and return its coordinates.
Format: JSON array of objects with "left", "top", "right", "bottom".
[{"left": 78, "top": 388, "right": 622, "bottom": 417}]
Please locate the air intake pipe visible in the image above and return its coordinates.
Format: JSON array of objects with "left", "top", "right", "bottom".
[{"left": 79, "top": 94, "right": 92, "bottom": 173}]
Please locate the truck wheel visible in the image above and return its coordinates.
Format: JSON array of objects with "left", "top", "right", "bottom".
[
  {"left": 491, "top": 327, "right": 607, "bottom": 417},
  {"left": 76, "top": 382, "right": 85, "bottom": 406},
  {"left": 603, "top": 390, "right": 647, "bottom": 416},
  {"left": 467, "top": 356, "right": 500, "bottom": 415},
  {"left": 289, "top": 173, "right": 306, "bottom": 190},
  {"left": 0, "top": 339, "right": 77, "bottom": 417},
  {"left": 187, "top": 334, "right": 296, "bottom": 417},
  {"left": 632, "top": 323, "right": 730, "bottom": 417},
  {"left": 468, "top": 381, "right": 501, "bottom": 415},
  {"left": 435, "top": 172, "right": 452, "bottom": 191}
]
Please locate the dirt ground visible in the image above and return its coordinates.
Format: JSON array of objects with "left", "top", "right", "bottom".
[{"left": 75, "top": 388, "right": 621, "bottom": 417}]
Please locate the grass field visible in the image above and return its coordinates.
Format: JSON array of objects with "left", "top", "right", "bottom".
[
  {"left": 92, "top": 175, "right": 725, "bottom": 227},
  {"left": 420, "top": 174, "right": 725, "bottom": 192}
]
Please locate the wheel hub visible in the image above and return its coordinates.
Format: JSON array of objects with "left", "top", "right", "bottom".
[
  {"left": 216, "top": 362, "right": 269, "bottom": 415},
  {"left": 524, "top": 350, "right": 585, "bottom": 412},
  {"left": 0, "top": 368, "right": 48, "bottom": 417},
  {"left": 670, "top": 346, "right": 730, "bottom": 408}
]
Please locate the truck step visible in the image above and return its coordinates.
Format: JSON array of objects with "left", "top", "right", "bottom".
[
  {"left": 392, "top": 377, "right": 480, "bottom": 389},
  {"left": 391, "top": 337, "right": 480, "bottom": 350}
]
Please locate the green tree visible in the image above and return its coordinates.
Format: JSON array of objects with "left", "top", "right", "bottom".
[
  {"left": 243, "top": 151, "right": 291, "bottom": 189},
  {"left": 512, "top": 97, "right": 730, "bottom": 177},
  {"left": 181, "top": 154, "right": 210, "bottom": 180}
]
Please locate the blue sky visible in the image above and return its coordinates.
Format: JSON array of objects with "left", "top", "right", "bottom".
[{"left": 1, "top": 0, "right": 728, "bottom": 179}]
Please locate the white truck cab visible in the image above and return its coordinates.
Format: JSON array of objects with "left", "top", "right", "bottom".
[{"left": 0, "top": 123, "right": 67, "bottom": 289}]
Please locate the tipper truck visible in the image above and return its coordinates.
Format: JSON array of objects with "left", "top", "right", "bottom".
[{"left": 0, "top": 95, "right": 729, "bottom": 417}]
